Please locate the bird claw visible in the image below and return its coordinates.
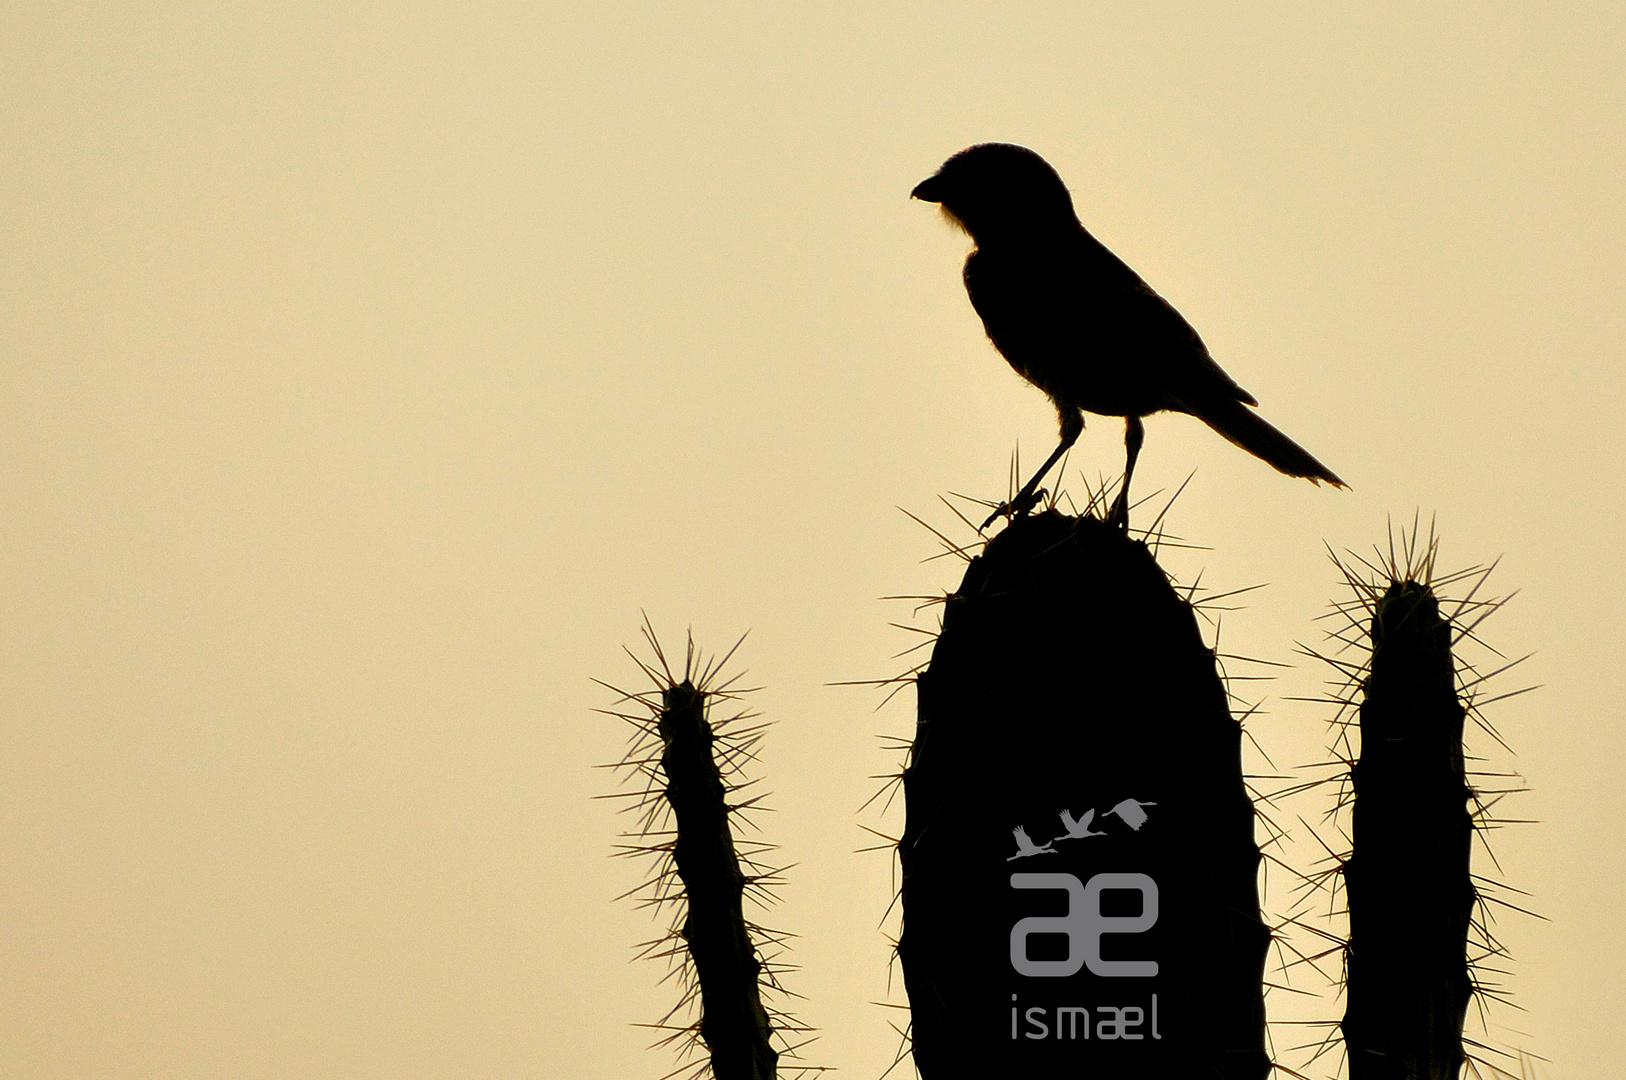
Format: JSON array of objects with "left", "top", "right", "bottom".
[
  {"left": 979, "top": 487, "right": 1047, "bottom": 532},
  {"left": 1105, "top": 493, "right": 1130, "bottom": 532}
]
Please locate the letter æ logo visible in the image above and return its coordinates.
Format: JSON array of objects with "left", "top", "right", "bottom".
[{"left": 998, "top": 796, "right": 1171, "bottom": 1066}]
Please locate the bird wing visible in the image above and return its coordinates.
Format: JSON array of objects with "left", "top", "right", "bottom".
[
  {"left": 964, "top": 234, "right": 1259, "bottom": 416},
  {"left": 1111, "top": 276, "right": 1258, "bottom": 409}
]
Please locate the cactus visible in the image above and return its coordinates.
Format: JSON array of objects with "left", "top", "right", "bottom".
[
  {"left": 659, "top": 678, "right": 780, "bottom": 1080},
  {"left": 1288, "top": 524, "right": 1535, "bottom": 1079},
  {"left": 601, "top": 625, "right": 817, "bottom": 1080},
  {"left": 1341, "top": 578, "right": 1473, "bottom": 1080},
  {"left": 896, "top": 508, "right": 1270, "bottom": 1080}
]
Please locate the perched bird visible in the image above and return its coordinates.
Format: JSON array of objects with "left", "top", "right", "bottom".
[
  {"left": 911, "top": 143, "right": 1345, "bottom": 529},
  {"left": 1057, "top": 808, "right": 1106, "bottom": 840}
]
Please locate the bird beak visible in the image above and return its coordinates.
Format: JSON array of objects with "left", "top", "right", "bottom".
[{"left": 910, "top": 175, "right": 943, "bottom": 202}]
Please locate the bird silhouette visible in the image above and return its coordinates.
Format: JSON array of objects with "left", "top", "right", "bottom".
[
  {"left": 1105, "top": 799, "right": 1157, "bottom": 831},
  {"left": 1006, "top": 825, "right": 1058, "bottom": 861},
  {"left": 912, "top": 143, "right": 1346, "bottom": 529},
  {"left": 1057, "top": 808, "right": 1106, "bottom": 840}
]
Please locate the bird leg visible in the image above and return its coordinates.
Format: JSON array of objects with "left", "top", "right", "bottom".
[
  {"left": 980, "top": 407, "right": 1083, "bottom": 531},
  {"left": 1105, "top": 415, "right": 1145, "bottom": 531}
]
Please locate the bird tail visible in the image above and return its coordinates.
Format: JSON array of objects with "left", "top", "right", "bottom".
[{"left": 1191, "top": 396, "right": 1347, "bottom": 488}]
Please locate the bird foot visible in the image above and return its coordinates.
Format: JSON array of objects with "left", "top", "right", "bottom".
[
  {"left": 1104, "top": 494, "right": 1130, "bottom": 532},
  {"left": 979, "top": 487, "right": 1047, "bottom": 532}
]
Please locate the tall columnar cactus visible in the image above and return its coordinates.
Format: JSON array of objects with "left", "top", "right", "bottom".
[
  {"left": 1292, "top": 526, "right": 1534, "bottom": 1080},
  {"left": 603, "top": 628, "right": 810, "bottom": 1080},
  {"left": 898, "top": 509, "right": 1270, "bottom": 1080},
  {"left": 659, "top": 680, "right": 779, "bottom": 1080},
  {"left": 1341, "top": 580, "right": 1474, "bottom": 1080}
]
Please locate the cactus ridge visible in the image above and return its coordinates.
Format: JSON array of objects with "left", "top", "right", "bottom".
[{"left": 599, "top": 617, "right": 825, "bottom": 1080}]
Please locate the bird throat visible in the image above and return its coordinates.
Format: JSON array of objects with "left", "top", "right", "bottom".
[{"left": 937, "top": 204, "right": 971, "bottom": 237}]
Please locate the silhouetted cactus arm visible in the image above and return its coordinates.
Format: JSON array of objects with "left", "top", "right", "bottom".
[
  {"left": 660, "top": 681, "right": 778, "bottom": 1080},
  {"left": 898, "top": 511, "right": 1268, "bottom": 1080},
  {"left": 1342, "top": 582, "right": 1474, "bottom": 1080}
]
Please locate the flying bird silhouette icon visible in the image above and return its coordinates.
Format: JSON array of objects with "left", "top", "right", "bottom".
[
  {"left": 1106, "top": 799, "right": 1157, "bottom": 831},
  {"left": 1057, "top": 808, "right": 1106, "bottom": 840},
  {"left": 1006, "top": 825, "right": 1058, "bottom": 861}
]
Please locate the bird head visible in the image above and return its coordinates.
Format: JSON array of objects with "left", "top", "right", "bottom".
[{"left": 911, "top": 143, "right": 1078, "bottom": 244}]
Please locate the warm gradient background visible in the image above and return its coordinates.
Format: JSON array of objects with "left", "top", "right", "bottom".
[{"left": 2, "top": 6, "right": 1621, "bottom": 1078}]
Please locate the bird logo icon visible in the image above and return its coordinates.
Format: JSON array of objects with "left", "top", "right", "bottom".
[
  {"left": 1105, "top": 799, "right": 1157, "bottom": 831},
  {"left": 1006, "top": 825, "right": 1058, "bottom": 861},
  {"left": 1057, "top": 808, "right": 1106, "bottom": 840},
  {"left": 1005, "top": 799, "right": 1158, "bottom": 860}
]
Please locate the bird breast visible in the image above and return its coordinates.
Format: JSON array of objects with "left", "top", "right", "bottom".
[{"left": 963, "top": 245, "right": 1176, "bottom": 418}]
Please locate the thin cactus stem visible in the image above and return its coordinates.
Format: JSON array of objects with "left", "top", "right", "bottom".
[
  {"left": 1342, "top": 581, "right": 1474, "bottom": 1080},
  {"left": 659, "top": 680, "right": 779, "bottom": 1080}
]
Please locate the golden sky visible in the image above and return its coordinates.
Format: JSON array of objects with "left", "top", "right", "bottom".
[{"left": 2, "top": 5, "right": 1621, "bottom": 1078}]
